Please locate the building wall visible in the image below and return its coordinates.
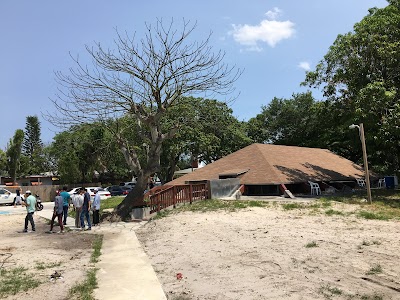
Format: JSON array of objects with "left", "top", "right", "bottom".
[
  {"left": 209, "top": 178, "right": 240, "bottom": 199},
  {"left": 18, "top": 177, "right": 54, "bottom": 186}
]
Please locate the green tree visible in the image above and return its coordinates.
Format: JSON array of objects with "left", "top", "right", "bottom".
[
  {"left": 46, "top": 20, "right": 241, "bottom": 219},
  {"left": 22, "top": 115, "right": 45, "bottom": 174},
  {"left": 246, "top": 92, "right": 322, "bottom": 146},
  {"left": 160, "top": 97, "right": 251, "bottom": 182},
  {"left": 6, "top": 129, "right": 24, "bottom": 183},
  {"left": 0, "top": 149, "right": 7, "bottom": 176},
  {"left": 49, "top": 125, "right": 105, "bottom": 183},
  {"left": 303, "top": 0, "right": 400, "bottom": 173}
]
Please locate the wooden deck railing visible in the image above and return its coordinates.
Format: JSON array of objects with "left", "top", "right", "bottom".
[{"left": 148, "top": 183, "right": 208, "bottom": 214}]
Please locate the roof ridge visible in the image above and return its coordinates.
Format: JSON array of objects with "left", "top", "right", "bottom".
[{"left": 253, "top": 144, "right": 282, "bottom": 182}]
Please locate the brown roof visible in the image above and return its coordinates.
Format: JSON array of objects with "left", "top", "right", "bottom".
[{"left": 167, "top": 143, "right": 365, "bottom": 185}]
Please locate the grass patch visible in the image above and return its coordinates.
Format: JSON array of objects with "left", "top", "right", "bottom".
[
  {"left": 324, "top": 209, "right": 344, "bottom": 216},
  {"left": 69, "top": 234, "right": 103, "bottom": 299},
  {"left": 35, "top": 261, "right": 62, "bottom": 270},
  {"left": 67, "top": 196, "right": 124, "bottom": 218},
  {"left": 305, "top": 241, "right": 318, "bottom": 248},
  {"left": 320, "top": 199, "right": 332, "bottom": 208},
  {"left": 318, "top": 284, "right": 342, "bottom": 298},
  {"left": 322, "top": 189, "right": 400, "bottom": 211},
  {"left": 68, "top": 268, "right": 97, "bottom": 300},
  {"left": 171, "top": 295, "right": 192, "bottom": 300},
  {"left": 248, "top": 200, "right": 265, "bottom": 207},
  {"left": 282, "top": 203, "right": 305, "bottom": 210},
  {"left": 366, "top": 264, "right": 382, "bottom": 275},
  {"left": 153, "top": 199, "right": 268, "bottom": 219},
  {"left": 91, "top": 235, "right": 103, "bottom": 263},
  {"left": 360, "top": 293, "right": 383, "bottom": 300},
  {"left": 100, "top": 196, "right": 124, "bottom": 213},
  {"left": 0, "top": 267, "right": 41, "bottom": 297},
  {"left": 358, "top": 211, "right": 389, "bottom": 221},
  {"left": 153, "top": 209, "right": 172, "bottom": 220}
]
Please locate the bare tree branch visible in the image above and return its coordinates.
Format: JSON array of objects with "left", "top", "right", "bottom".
[{"left": 43, "top": 19, "right": 242, "bottom": 219}]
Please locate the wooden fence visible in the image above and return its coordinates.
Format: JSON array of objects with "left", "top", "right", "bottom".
[{"left": 148, "top": 183, "right": 209, "bottom": 214}]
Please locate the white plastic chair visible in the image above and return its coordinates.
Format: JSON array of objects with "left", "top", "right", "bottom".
[
  {"left": 356, "top": 178, "right": 366, "bottom": 187},
  {"left": 378, "top": 178, "right": 385, "bottom": 188},
  {"left": 308, "top": 181, "right": 321, "bottom": 195}
]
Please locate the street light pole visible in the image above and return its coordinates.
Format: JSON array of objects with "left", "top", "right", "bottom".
[{"left": 349, "top": 123, "right": 372, "bottom": 204}]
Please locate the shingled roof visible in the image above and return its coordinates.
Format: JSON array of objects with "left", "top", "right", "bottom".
[{"left": 167, "top": 143, "right": 365, "bottom": 185}]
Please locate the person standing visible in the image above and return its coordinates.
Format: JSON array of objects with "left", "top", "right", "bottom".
[
  {"left": 72, "top": 189, "right": 84, "bottom": 229},
  {"left": 60, "top": 186, "right": 71, "bottom": 225},
  {"left": 92, "top": 188, "right": 101, "bottom": 226},
  {"left": 13, "top": 188, "right": 22, "bottom": 208},
  {"left": 22, "top": 190, "right": 36, "bottom": 232},
  {"left": 80, "top": 188, "right": 91, "bottom": 230},
  {"left": 48, "top": 191, "right": 64, "bottom": 233}
]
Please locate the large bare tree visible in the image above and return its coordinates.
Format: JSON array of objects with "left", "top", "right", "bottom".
[{"left": 46, "top": 19, "right": 242, "bottom": 219}]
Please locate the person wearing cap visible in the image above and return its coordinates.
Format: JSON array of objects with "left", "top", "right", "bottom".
[
  {"left": 22, "top": 190, "right": 36, "bottom": 232},
  {"left": 92, "top": 188, "right": 101, "bottom": 226}
]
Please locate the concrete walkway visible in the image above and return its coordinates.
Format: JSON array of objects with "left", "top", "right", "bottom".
[{"left": 37, "top": 203, "right": 167, "bottom": 300}]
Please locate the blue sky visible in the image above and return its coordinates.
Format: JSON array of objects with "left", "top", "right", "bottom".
[{"left": 0, "top": 0, "right": 388, "bottom": 150}]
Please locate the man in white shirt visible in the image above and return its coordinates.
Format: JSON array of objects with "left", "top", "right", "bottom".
[
  {"left": 72, "top": 189, "right": 84, "bottom": 229},
  {"left": 92, "top": 189, "right": 101, "bottom": 226}
]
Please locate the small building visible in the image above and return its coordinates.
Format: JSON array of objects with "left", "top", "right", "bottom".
[
  {"left": 166, "top": 143, "right": 367, "bottom": 197},
  {"left": 1, "top": 174, "right": 59, "bottom": 187}
]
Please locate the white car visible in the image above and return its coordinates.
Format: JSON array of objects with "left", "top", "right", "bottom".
[
  {"left": 0, "top": 187, "right": 24, "bottom": 205},
  {"left": 68, "top": 187, "right": 111, "bottom": 200}
]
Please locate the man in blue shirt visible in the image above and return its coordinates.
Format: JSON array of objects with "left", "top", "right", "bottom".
[{"left": 60, "top": 186, "right": 71, "bottom": 225}]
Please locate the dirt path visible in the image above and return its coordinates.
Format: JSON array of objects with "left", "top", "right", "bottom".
[
  {"left": 137, "top": 202, "right": 400, "bottom": 300},
  {"left": 0, "top": 214, "right": 96, "bottom": 300}
]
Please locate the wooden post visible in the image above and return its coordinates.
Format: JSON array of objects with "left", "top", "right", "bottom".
[
  {"left": 189, "top": 184, "right": 193, "bottom": 204},
  {"left": 359, "top": 123, "right": 372, "bottom": 204},
  {"left": 173, "top": 186, "right": 176, "bottom": 207}
]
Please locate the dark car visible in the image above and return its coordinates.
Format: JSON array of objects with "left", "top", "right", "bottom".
[
  {"left": 121, "top": 186, "right": 132, "bottom": 195},
  {"left": 107, "top": 185, "right": 125, "bottom": 196}
]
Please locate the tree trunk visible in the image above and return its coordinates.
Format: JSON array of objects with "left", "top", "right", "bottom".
[
  {"left": 165, "top": 155, "right": 179, "bottom": 183},
  {"left": 114, "top": 175, "right": 148, "bottom": 220}
]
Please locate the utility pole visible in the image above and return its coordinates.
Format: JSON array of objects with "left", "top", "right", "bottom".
[{"left": 349, "top": 123, "right": 372, "bottom": 204}]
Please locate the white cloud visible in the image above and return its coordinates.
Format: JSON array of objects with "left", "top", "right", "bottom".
[
  {"left": 265, "top": 7, "right": 282, "bottom": 20},
  {"left": 298, "top": 61, "right": 311, "bottom": 71},
  {"left": 230, "top": 8, "right": 295, "bottom": 51}
]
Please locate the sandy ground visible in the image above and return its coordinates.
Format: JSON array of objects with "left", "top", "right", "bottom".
[
  {"left": 0, "top": 214, "right": 96, "bottom": 300},
  {"left": 137, "top": 201, "right": 400, "bottom": 300}
]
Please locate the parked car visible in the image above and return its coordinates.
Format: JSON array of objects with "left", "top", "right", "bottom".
[
  {"left": 68, "top": 187, "right": 111, "bottom": 200},
  {"left": 120, "top": 181, "right": 136, "bottom": 188},
  {"left": 0, "top": 188, "right": 24, "bottom": 205},
  {"left": 107, "top": 185, "right": 125, "bottom": 196},
  {"left": 121, "top": 186, "right": 132, "bottom": 195},
  {"left": 107, "top": 185, "right": 133, "bottom": 196}
]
